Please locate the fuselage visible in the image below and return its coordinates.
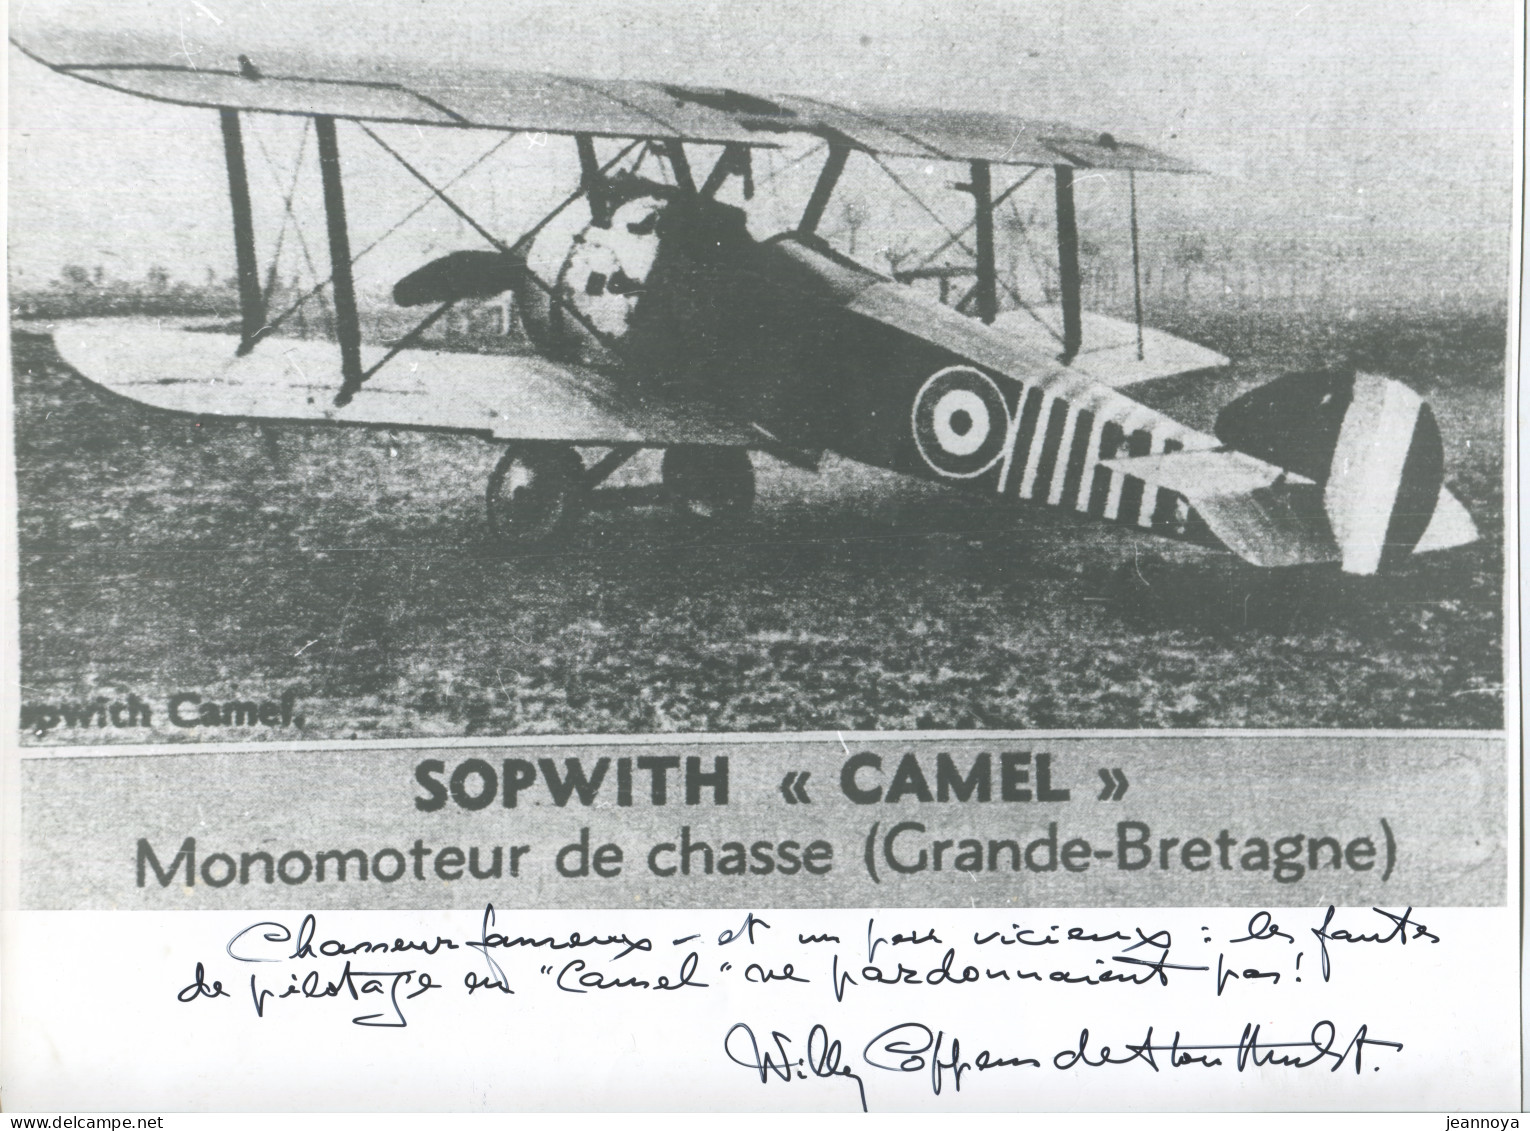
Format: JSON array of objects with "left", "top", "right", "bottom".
[{"left": 512, "top": 186, "right": 1219, "bottom": 547}]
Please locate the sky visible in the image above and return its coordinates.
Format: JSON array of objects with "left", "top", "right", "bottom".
[{"left": 7, "top": 0, "right": 1520, "bottom": 309}]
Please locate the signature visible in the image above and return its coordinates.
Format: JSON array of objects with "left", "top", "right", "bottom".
[
  {"left": 726, "top": 1019, "right": 1401, "bottom": 1109},
  {"left": 724, "top": 1022, "right": 867, "bottom": 1112}
]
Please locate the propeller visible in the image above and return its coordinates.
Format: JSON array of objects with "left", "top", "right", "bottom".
[{"left": 392, "top": 250, "right": 525, "bottom": 307}]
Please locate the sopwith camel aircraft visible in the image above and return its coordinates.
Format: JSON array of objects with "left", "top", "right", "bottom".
[{"left": 11, "top": 25, "right": 1479, "bottom": 575}]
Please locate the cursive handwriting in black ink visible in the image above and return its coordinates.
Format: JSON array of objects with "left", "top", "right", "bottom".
[
  {"left": 465, "top": 904, "right": 510, "bottom": 991},
  {"left": 1237, "top": 1021, "right": 1404, "bottom": 1074},
  {"left": 467, "top": 904, "right": 653, "bottom": 963},
  {"left": 724, "top": 1022, "right": 867, "bottom": 1112},
  {"left": 718, "top": 912, "right": 771, "bottom": 946},
  {"left": 1230, "top": 911, "right": 1294, "bottom": 945},
  {"left": 1110, "top": 949, "right": 1210, "bottom": 987},
  {"left": 1054, "top": 1027, "right": 1160, "bottom": 1070},
  {"left": 1051, "top": 1022, "right": 1402, "bottom": 1075},
  {"left": 1122, "top": 926, "right": 1174, "bottom": 954},
  {"left": 292, "top": 914, "right": 459, "bottom": 960},
  {"left": 863, "top": 1022, "right": 995, "bottom": 1097},
  {"left": 248, "top": 961, "right": 437, "bottom": 1026},
  {"left": 974, "top": 924, "right": 1060, "bottom": 947},
  {"left": 227, "top": 921, "right": 292, "bottom": 963},
  {"left": 830, "top": 954, "right": 857, "bottom": 1002},
  {"left": 867, "top": 918, "right": 942, "bottom": 963},
  {"left": 176, "top": 962, "right": 229, "bottom": 1002},
  {"left": 228, "top": 917, "right": 461, "bottom": 963},
  {"left": 555, "top": 951, "right": 707, "bottom": 993},
  {"left": 464, "top": 969, "right": 513, "bottom": 995},
  {"left": 1310, "top": 906, "right": 1440, "bottom": 982},
  {"left": 1216, "top": 952, "right": 1282, "bottom": 996}
]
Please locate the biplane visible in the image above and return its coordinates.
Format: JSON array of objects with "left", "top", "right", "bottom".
[{"left": 12, "top": 26, "right": 1479, "bottom": 575}]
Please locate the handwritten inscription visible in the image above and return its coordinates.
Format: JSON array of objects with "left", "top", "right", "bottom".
[{"left": 164, "top": 905, "right": 1438, "bottom": 1110}]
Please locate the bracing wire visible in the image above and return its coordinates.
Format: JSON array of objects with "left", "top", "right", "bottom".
[
  {"left": 261, "top": 130, "right": 517, "bottom": 335},
  {"left": 909, "top": 166, "right": 1041, "bottom": 273},
  {"left": 358, "top": 123, "right": 637, "bottom": 355},
  {"left": 248, "top": 117, "right": 331, "bottom": 327}
]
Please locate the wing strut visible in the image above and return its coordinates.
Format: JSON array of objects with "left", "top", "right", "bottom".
[
  {"left": 967, "top": 160, "right": 997, "bottom": 324},
  {"left": 798, "top": 142, "right": 850, "bottom": 234},
  {"left": 1128, "top": 170, "right": 1146, "bottom": 361},
  {"left": 1054, "top": 164, "right": 1082, "bottom": 364},
  {"left": 218, "top": 109, "right": 265, "bottom": 355},
  {"left": 315, "top": 116, "right": 365, "bottom": 406},
  {"left": 660, "top": 140, "right": 696, "bottom": 193},
  {"left": 903, "top": 166, "right": 1039, "bottom": 278},
  {"left": 512, "top": 139, "right": 641, "bottom": 251},
  {"left": 701, "top": 144, "right": 753, "bottom": 198},
  {"left": 575, "top": 134, "right": 612, "bottom": 226}
]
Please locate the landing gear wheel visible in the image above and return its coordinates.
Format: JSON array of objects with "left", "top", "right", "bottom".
[
  {"left": 486, "top": 443, "right": 585, "bottom": 548},
  {"left": 662, "top": 446, "right": 755, "bottom": 523}
]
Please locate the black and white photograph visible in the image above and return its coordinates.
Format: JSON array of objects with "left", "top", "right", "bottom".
[
  {"left": 8, "top": 0, "right": 1513, "bottom": 741},
  {"left": 3, "top": 0, "right": 1521, "bottom": 1117}
]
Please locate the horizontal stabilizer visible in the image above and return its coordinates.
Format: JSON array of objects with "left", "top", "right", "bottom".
[
  {"left": 989, "top": 308, "right": 1227, "bottom": 387},
  {"left": 1108, "top": 446, "right": 1478, "bottom": 571},
  {"left": 1104, "top": 449, "right": 1337, "bottom": 568},
  {"left": 1413, "top": 485, "right": 1479, "bottom": 555}
]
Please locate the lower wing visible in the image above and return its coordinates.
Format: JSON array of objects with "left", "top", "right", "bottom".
[
  {"left": 989, "top": 307, "right": 1229, "bottom": 388},
  {"left": 49, "top": 319, "right": 759, "bottom": 447}
]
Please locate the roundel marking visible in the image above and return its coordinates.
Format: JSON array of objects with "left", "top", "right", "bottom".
[{"left": 912, "top": 366, "right": 1011, "bottom": 479}]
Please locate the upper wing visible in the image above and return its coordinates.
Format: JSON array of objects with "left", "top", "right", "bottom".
[
  {"left": 12, "top": 24, "right": 1194, "bottom": 170},
  {"left": 9, "top": 26, "right": 771, "bottom": 145},
  {"left": 49, "top": 319, "right": 759, "bottom": 447},
  {"left": 745, "top": 94, "right": 1199, "bottom": 171}
]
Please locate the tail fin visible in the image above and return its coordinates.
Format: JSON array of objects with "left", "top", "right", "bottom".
[
  {"left": 1105, "top": 370, "right": 1477, "bottom": 573},
  {"left": 1214, "top": 370, "right": 1474, "bottom": 574},
  {"left": 1322, "top": 373, "right": 1445, "bottom": 574}
]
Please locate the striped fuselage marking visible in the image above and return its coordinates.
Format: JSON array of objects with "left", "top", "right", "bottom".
[
  {"left": 989, "top": 373, "right": 1212, "bottom": 540},
  {"left": 836, "top": 276, "right": 1218, "bottom": 547}
]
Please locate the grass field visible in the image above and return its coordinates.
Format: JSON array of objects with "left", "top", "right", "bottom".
[{"left": 11, "top": 308, "right": 1505, "bottom": 741}]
